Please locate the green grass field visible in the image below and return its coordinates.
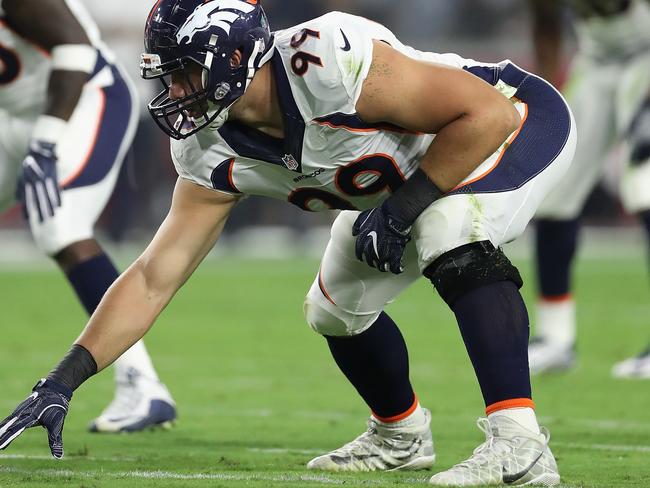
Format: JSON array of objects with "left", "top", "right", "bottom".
[{"left": 0, "top": 255, "right": 648, "bottom": 487}]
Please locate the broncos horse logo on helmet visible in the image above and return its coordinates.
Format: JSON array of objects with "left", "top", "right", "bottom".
[
  {"left": 141, "top": 0, "right": 273, "bottom": 139},
  {"left": 176, "top": 0, "right": 255, "bottom": 43}
]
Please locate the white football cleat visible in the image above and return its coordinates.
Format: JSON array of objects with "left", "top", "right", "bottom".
[
  {"left": 88, "top": 368, "right": 176, "bottom": 433},
  {"left": 528, "top": 337, "right": 576, "bottom": 374},
  {"left": 307, "top": 408, "right": 435, "bottom": 472},
  {"left": 611, "top": 346, "right": 650, "bottom": 379},
  {"left": 429, "top": 416, "right": 559, "bottom": 487}
]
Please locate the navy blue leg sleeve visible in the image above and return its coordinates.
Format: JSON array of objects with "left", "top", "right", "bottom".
[
  {"left": 452, "top": 281, "right": 532, "bottom": 407},
  {"left": 325, "top": 312, "right": 415, "bottom": 419},
  {"left": 66, "top": 254, "right": 119, "bottom": 315},
  {"left": 640, "top": 210, "right": 650, "bottom": 244},
  {"left": 535, "top": 218, "right": 580, "bottom": 297},
  {"left": 640, "top": 210, "right": 650, "bottom": 275}
]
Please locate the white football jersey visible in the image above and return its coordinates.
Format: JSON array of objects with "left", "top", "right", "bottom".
[
  {"left": 571, "top": 0, "right": 650, "bottom": 59},
  {"left": 172, "top": 12, "right": 511, "bottom": 212},
  {"left": 0, "top": 0, "right": 114, "bottom": 118}
]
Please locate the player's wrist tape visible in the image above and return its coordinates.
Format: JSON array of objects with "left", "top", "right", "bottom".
[
  {"left": 46, "top": 344, "right": 98, "bottom": 392},
  {"left": 34, "top": 378, "right": 73, "bottom": 399},
  {"left": 51, "top": 44, "right": 98, "bottom": 73},
  {"left": 382, "top": 168, "right": 444, "bottom": 224},
  {"left": 31, "top": 115, "right": 67, "bottom": 146}
]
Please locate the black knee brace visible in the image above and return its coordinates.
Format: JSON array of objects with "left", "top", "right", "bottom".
[{"left": 423, "top": 241, "right": 523, "bottom": 307}]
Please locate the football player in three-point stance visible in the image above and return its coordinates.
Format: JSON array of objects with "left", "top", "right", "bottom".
[
  {"left": 529, "top": 0, "right": 650, "bottom": 378},
  {"left": 0, "top": 0, "right": 176, "bottom": 431},
  {"left": 0, "top": 0, "right": 576, "bottom": 485}
]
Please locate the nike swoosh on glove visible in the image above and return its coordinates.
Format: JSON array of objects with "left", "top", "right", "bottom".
[
  {"left": 352, "top": 204, "right": 412, "bottom": 274},
  {"left": 16, "top": 141, "right": 61, "bottom": 222},
  {"left": 0, "top": 379, "right": 72, "bottom": 459}
]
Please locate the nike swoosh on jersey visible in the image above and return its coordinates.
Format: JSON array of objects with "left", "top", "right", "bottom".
[
  {"left": 339, "top": 29, "right": 351, "bottom": 51},
  {"left": 367, "top": 231, "right": 379, "bottom": 257},
  {"left": 502, "top": 450, "right": 545, "bottom": 484}
]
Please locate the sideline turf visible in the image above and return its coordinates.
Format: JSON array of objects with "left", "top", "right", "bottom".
[{"left": 0, "top": 257, "right": 648, "bottom": 487}]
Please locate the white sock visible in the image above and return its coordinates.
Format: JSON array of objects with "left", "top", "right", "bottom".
[
  {"left": 535, "top": 297, "right": 576, "bottom": 347},
  {"left": 375, "top": 402, "right": 426, "bottom": 428},
  {"left": 113, "top": 340, "right": 160, "bottom": 382},
  {"left": 489, "top": 407, "right": 540, "bottom": 435}
]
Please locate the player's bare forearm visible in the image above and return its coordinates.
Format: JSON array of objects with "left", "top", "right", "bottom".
[
  {"left": 76, "top": 178, "right": 238, "bottom": 370},
  {"left": 352, "top": 41, "right": 520, "bottom": 274},
  {"left": 417, "top": 108, "right": 519, "bottom": 192},
  {"left": 45, "top": 71, "right": 88, "bottom": 121},
  {"left": 74, "top": 259, "right": 172, "bottom": 370},
  {"left": 357, "top": 40, "right": 520, "bottom": 192}
]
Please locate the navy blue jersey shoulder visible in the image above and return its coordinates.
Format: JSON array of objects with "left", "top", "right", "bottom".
[{"left": 453, "top": 63, "right": 571, "bottom": 195}]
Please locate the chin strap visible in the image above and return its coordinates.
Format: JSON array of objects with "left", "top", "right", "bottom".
[{"left": 246, "top": 39, "right": 265, "bottom": 90}]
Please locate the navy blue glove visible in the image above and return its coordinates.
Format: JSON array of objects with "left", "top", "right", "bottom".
[
  {"left": 16, "top": 141, "right": 61, "bottom": 222},
  {"left": 0, "top": 379, "right": 71, "bottom": 459},
  {"left": 352, "top": 169, "right": 444, "bottom": 274},
  {"left": 352, "top": 204, "right": 412, "bottom": 274}
]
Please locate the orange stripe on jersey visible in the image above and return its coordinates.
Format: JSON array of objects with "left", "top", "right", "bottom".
[
  {"left": 61, "top": 88, "right": 106, "bottom": 187},
  {"left": 540, "top": 293, "right": 572, "bottom": 303},
  {"left": 485, "top": 398, "right": 535, "bottom": 415},
  {"left": 227, "top": 158, "right": 239, "bottom": 192},
  {"left": 373, "top": 395, "right": 419, "bottom": 423},
  {"left": 450, "top": 102, "right": 529, "bottom": 192},
  {"left": 313, "top": 119, "right": 421, "bottom": 135},
  {"left": 318, "top": 270, "right": 336, "bottom": 306}
]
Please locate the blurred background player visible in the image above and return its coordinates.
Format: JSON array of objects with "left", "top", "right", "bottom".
[
  {"left": 0, "top": 0, "right": 176, "bottom": 430},
  {"left": 528, "top": 0, "right": 650, "bottom": 378}
]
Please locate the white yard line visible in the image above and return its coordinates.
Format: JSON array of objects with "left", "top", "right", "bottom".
[
  {"left": 0, "top": 467, "right": 348, "bottom": 484},
  {"left": 0, "top": 466, "right": 593, "bottom": 488},
  {"left": 554, "top": 442, "right": 650, "bottom": 453},
  {"left": 0, "top": 453, "right": 136, "bottom": 461}
]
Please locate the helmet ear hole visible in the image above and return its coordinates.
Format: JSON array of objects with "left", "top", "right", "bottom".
[{"left": 229, "top": 49, "right": 243, "bottom": 69}]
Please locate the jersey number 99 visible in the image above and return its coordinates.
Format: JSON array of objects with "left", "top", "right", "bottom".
[{"left": 289, "top": 154, "right": 406, "bottom": 211}]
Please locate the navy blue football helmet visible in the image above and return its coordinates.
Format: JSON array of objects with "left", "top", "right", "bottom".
[{"left": 141, "top": 0, "right": 273, "bottom": 139}]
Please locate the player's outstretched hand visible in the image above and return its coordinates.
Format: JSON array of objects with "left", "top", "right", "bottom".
[
  {"left": 0, "top": 379, "right": 71, "bottom": 459},
  {"left": 352, "top": 205, "right": 412, "bottom": 274},
  {"left": 16, "top": 141, "right": 61, "bottom": 222}
]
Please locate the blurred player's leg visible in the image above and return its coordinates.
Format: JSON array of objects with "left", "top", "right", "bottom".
[
  {"left": 530, "top": 56, "right": 616, "bottom": 374},
  {"left": 305, "top": 211, "right": 435, "bottom": 472},
  {"left": 616, "top": 94, "right": 650, "bottom": 379},
  {"left": 27, "top": 61, "right": 176, "bottom": 432},
  {"left": 530, "top": 218, "right": 579, "bottom": 372}
]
